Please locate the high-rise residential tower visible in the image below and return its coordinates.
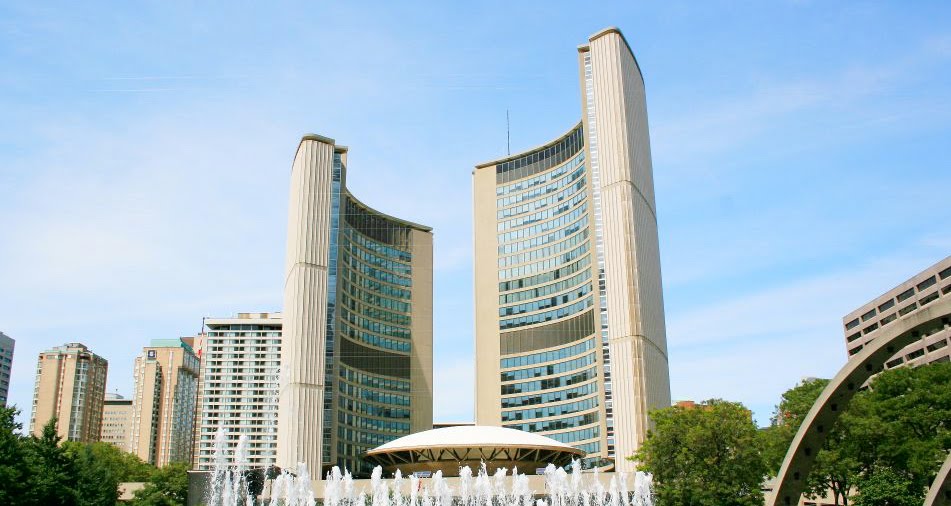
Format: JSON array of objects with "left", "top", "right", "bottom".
[
  {"left": 843, "top": 256, "right": 951, "bottom": 367},
  {"left": 130, "top": 338, "right": 200, "bottom": 467},
  {"left": 0, "top": 332, "right": 14, "bottom": 406},
  {"left": 278, "top": 135, "right": 434, "bottom": 477},
  {"left": 30, "top": 343, "right": 108, "bottom": 442},
  {"left": 473, "top": 28, "right": 671, "bottom": 472},
  {"left": 101, "top": 393, "right": 133, "bottom": 450},
  {"left": 193, "top": 313, "right": 282, "bottom": 471}
]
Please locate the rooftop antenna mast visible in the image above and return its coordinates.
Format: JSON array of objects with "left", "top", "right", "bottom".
[{"left": 506, "top": 109, "right": 511, "bottom": 155}]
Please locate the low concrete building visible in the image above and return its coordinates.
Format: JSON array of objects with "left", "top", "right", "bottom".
[{"left": 843, "top": 256, "right": 951, "bottom": 368}]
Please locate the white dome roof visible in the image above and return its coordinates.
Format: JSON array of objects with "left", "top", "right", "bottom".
[{"left": 370, "top": 425, "right": 575, "bottom": 453}]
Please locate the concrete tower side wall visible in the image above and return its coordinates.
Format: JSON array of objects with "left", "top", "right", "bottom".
[
  {"left": 278, "top": 138, "right": 335, "bottom": 473},
  {"left": 473, "top": 167, "right": 502, "bottom": 426},
  {"left": 410, "top": 228, "right": 435, "bottom": 433},
  {"left": 586, "top": 31, "right": 670, "bottom": 471}
]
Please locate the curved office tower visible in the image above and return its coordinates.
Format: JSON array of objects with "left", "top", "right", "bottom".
[
  {"left": 279, "top": 134, "right": 433, "bottom": 477},
  {"left": 473, "top": 28, "right": 670, "bottom": 472}
]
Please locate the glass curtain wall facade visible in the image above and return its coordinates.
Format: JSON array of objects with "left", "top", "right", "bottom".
[
  {"left": 278, "top": 135, "right": 433, "bottom": 478},
  {"left": 473, "top": 28, "right": 671, "bottom": 472}
]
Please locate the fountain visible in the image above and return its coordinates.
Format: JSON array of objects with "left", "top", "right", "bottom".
[{"left": 203, "top": 431, "right": 654, "bottom": 506}]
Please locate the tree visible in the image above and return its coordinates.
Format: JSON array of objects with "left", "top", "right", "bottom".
[
  {"left": 762, "top": 378, "right": 829, "bottom": 475},
  {"left": 63, "top": 441, "right": 155, "bottom": 483},
  {"left": 851, "top": 466, "right": 920, "bottom": 506},
  {"left": 0, "top": 406, "right": 29, "bottom": 504},
  {"left": 859, "top": 361, "right": 951, "bottom": 491},
  {"left": 762, "top": 377, "right": 861, "bottom": 505},
  {"left": 129, "top": 462, "right": 190, "bottom": 506},
  {"left": 22, "top": 417, "right": 79, "bottom": 506},
  {"left": 633, "top": 399, "right": 767, "bottom": 506}
]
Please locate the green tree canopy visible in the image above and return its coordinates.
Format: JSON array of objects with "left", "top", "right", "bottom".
[
  {"left": 129, "top": 462, "right": 189, "bottom": 506},
  {"left": 633, "top": 399, "right": 767, "bottom": 506}
]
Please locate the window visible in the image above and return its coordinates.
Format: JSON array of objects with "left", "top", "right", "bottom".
[
  {"left": 845, "top": 318, "right": 860, "bottom": 331},
  {"left": 880, "top": 313, "right": 897, "bottom": 326},
  {"left": 861, "top": 309, "right": 876, "bottom": 322},
  {"left": 920, "top": 292, "right": 939, "bottom": 306},
  {"left": 917, "top": 276, "right": 937, "bottom": 291},
  {"left": 897, "top": 288, "right": 915, "bottom": 302},
  {"left": 886, "top": 357, "right": 904, "bottom": 369},
  {"left": 849, "top": 345, "right": 863, "bottom": 356},
  {"left": 862, "top": 323, "right": 879, "bottom": 335},
  {"left": 846, "top": 332, "right": 862, "bottom": 343},
  {"left": 927, "top": 340, "right": 948, "bottom": 352},
  {"left": 898, "top": 303, "right": 917, "bottom": 316},
  {"left": 878, "top": 299, "right": 895, "bottom": 312},
  {"left": 906, "top": 349, "right": 925, "bottom": 360},
  {"left": 940, "top": 266, "right": 951, "bottom": 280}
]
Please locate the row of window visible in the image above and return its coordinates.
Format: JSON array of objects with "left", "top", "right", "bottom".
[
  {"left": 500, "top": 283, "right": 594, "bottom": 319},
  {"left": 501, "top": 381, "right": 598, "bottom": 409},
  {"left": 496, "top": 148, "right": 585, "bottom": 196},
  {"left": 339, "top": 366, "right": 411, "bottom": 393},
  {"left": 497, "top": 186, "right": 587, "bottom": 232},
  {"left": 338, "top": 394, "right": 411, "bottom": 420},
  {"left": 504, "top": 411, "right": 599, "bottom": 433},
  {"left": 498, "top": 203, "right": 588, "bottom": 244},
  {"left": 499, "top": 242, "right": 590, "bottom": 280},
  {"left": 501, "top": 351, "right": 597, "bottom": 382},
  {"left": 498, "top": 216, "right": 588, "bottom": 256},
  {"left": 499, "top": 296, "right": 594, "bottom": 330},
  {"left": 499, "top": 226, "right": 589, "bottom": 269},
  {"left": 501, "top": 338, "right": 596, "bottom": 369},
  {"left": 545, "top": 426, "right": 600, "bottom": 444},
  {"left": 339, "top": 278, "right": 412, "bottom": 313},
  {"left": 500, "top": 367, "right": 597, "bottom": 395},
  {"left": 575, "top": 441, "right": 601, "bottom": 455},
  {"left": 339, "top": 307, "right": 410, "bottom": 340},
  {"left": 342, "top": 268, "right": 412, "bottom": 300},
  {"left": 501, "top": 395, "right": 599, "bottom": 422},
  {"left": 342, "top": 227, "right": 413, "bottom": 263},
  {"left": 499, "top": 255, "right": 591, "bottom": 293},
  {"left": 845, "top": 268, "right": 951, "bottom": 330},
  {"left": 337, "top": 411, "right": 409, "bottom": 434},
  {"left": 497, "top": 176, "right": 587, "bottom": 221},
  {"left": 342, "top": 253, "right": 412, "bottom": 287},
  {"left": 337, "top": 427, "right": 394, "bottom": 451},
  {"left": 500, "top": 271, "right": 592, "bottom": 308},
  {"left": 338, "top": 320, "right": 411, "bottom": 353},
  {"left": 338, "top": 380, "right": 410, "bottom": 407},
  {"left": 847, "top": 287, "right": 948, "bottom": 343},
  {"left": 341, "top": 292, "right": 411, "bottom": 327},
  {"left": 342, "top": 237, "right": 412, "bottom": 276}
]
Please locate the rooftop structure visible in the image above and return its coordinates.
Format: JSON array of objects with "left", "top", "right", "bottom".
[{"left": 363, "top": 425, "right": 584, "bottom": 477}]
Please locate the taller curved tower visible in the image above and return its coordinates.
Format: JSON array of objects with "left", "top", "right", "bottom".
[
  {"left": 473, "top": 28, "right": 670, "bottom": 472},
  {"left": 279, "top": 135, "right": 433, "bottom": 477}
]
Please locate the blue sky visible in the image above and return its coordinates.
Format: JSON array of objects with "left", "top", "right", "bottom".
[{"left": 1, "top": 1, "right": 950, "bottom": 429}]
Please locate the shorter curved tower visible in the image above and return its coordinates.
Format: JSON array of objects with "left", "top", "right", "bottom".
[
  {"left": 279, "top": 135, "right": 433, "bottom": 477},
  {"left": 473, "top": 28, "right": 670, "bottom": 472}
]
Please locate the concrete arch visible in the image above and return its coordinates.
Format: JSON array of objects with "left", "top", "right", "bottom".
[
  {"left": 767, "top": 297, "right": 951, "bottom": 506},
  {"left": 925, "top": 451, "right": 951, "bottom": 506}
]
